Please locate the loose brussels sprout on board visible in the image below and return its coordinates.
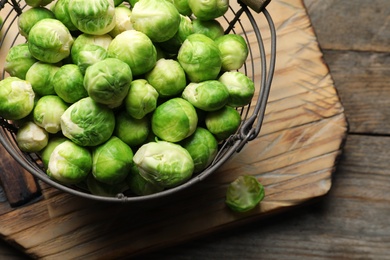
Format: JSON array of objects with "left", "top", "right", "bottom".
[{"left": 225, "top": 175, "right": 265, "bottom": 212}]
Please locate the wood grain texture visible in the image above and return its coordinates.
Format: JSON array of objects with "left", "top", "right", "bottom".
[{"left": 0, "top": 0, "right": 347, "bottom": 259}]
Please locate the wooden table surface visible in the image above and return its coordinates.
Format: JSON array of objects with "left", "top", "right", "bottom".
[{"left": 1, "top": 0, "right": 389, "bottom": 258}]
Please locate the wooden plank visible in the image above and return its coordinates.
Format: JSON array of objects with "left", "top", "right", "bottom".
[
  {"left": 140, "top": 135, "right": 390, "bottom": 259},
  {"left": 0, "top": 0, "right": 347, "bottom": 259},
  {"left": 304, "top": 0, "right": 390, "bottom": 52},
  {"left": 322, "top": 50, "right": 390, "bottom": 135}
]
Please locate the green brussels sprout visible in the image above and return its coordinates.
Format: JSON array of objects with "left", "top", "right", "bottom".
[
  {"left": 181, "top": 127, "right": 218, "bottom": 173},
  {"left": 126, "top": 164, "right": 164, "bottom": 196},
  {"left": 28, "top": 18, "right": 74, "bottom": 63},
  {"left": 188, "top": 0, "right": 229, "bottom": 21},
  {"left": 114, "top": 110, "right": 150, "bottom": 147},
  {"left": 52, "top": 64, "right": 88, "bottom": 103},
  {"left": 84, "top": 58, "right": 132, "bottom": 108},
  {"left": 25, "top": 0, "right": 55, "bottom": 7},
  {"left": 152, "top": 98, "right": 198, "bottom": 143},
  {"left": 177, "top": 33, "right": 222, "bottom": 83},
  {"left": 107, "top": 30, "right": 157, "bottom": 76},
  {"left": 25, "top": 61, "right": 60, "bottom": 96},
  {"left": 215, "top": 34, "right": 249, "bottom": 71},
  {"left": 182, "top": 80, "right": 229, "bottom": 111},
  {"left": 40, "top": 136, "right": 67, "bottom": 169},
  {"left": 109, "top": 6, "right": 133, "bottom": 37},
  {"left": 16, "top": 121, "right": 49, "bottom": 152},
  {"left": 218, "top": 71, "right": 255, "bottom": 107},
  {"left": 68, "top": 0, "right": 116, "bottom": 35},
  {"left": 4, "top": 43, "right": 38, "bottom": 80},
  {"left": 61, "top": 97, "right": 115, "bottom": 146},
  {"left": 75, "top": 44, "right": 109, "bottom": 75},
  {"left": 86, "top": 174, "right": 129, "bottom": 197},
  {"left": 124, "top": 79, "right": 159, "bottom": 119},
  {"left": 133, "top": 140, "right": 194, "bottom": 188},
  {"left": 52, "top": 0, "right": 78, "bottom": 31},
  {"left": 33, "top": 95, "right": 69, "bottom": 134},
  {"left": 71, "top": 33, "right": 113, "bottom": 57},
  {"left": 47, "top": 140, "right": 92, "bottom": 184},
  {"left": 131, "top": 0, "right": 181, "bottom": 42},
  {"left": 0, "top": 77, "right": 35, "bottom": 120},
  {"left": 145, "top": 58, "right": 187, "bottom": 98},
  {"left": 171, "top": 0, "right": 192, "bottom": 16},
  {"left": 157, "top": 14, "right": 193, "bottom": 55},
  {"left": 192, "top": 19, "right": 224, "bottom": 40},
  {"left": 17, "top": 7, "right": 55, "bottom": 39},
  {"left": 225, "top": 175, "right": 265, "bottom": 212},
  {"left": 205, "top": 105, "right": 241, "bottom": 140},
  {"left": 92, "top": 136, "right": 133, "bottom": 185}
]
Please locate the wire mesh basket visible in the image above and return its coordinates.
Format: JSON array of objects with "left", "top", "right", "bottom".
[{"left": 0, "top": 0, "right": 276, "bottom": 202}]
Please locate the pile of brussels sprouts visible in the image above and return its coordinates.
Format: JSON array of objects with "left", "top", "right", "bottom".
[{"left": 1, "top": 0, "right": 258, "bottom": 198}]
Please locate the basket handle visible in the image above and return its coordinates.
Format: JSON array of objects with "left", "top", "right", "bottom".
[{"left": 239, "top": 0, "right": 272, "bottom": 13}]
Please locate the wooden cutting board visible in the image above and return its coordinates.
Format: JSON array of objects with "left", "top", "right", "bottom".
[{"left": 0, "top": 0, "right": 348, "bottom": 259}]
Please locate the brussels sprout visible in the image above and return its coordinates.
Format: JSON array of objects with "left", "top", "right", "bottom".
[
  {"left": 124, "top": 79, "right": 159, "bottom": 119},
  {"left": 28, "top": 18, "right": 74, "bottom": 63},
  {"left": 87, "top": 174, "right": 129, "bottom": 197},
  {"left": 126, "top": 164, "right": 164, "bottom": 196},
  {"left": 61, "top": 97, "right": 115, "bottom": 146},
  {"left": 25, "top": 61, "right": 60, "bottom": 96},
  {"left": 131, "top": 0, "right": 181, "bottom": 42},
  {"left": 182, "top": 80, "right": 229, "bottom": 111},
  {"left": 25, "top": 0, "right": 55, "bottom": 7},
  {"left": 17, "top": 7, "right": 55, "bottom": 38},
  {"left": 114, "top": 110, "right": 150, "bottom": 147},
  {"left": 68, "top": 0, "right": 116, "bottom": 35},
  {"left": 71, "top": 33, "right": 113, "bottom": 56},
  {"left": 40, "top": 136, "right": 67, "bottom": 169},
  {"left": 171, "top": 0, "right": 192, "bottom": 16},
  {"left": 109, "top": 6, "right": 133, "bottom": 37},
  {"left": 107, "top": 30, "right": 157, "bottom": 76},
  {"left": 158, "top": 14, "right": 193, "bottom": 55},
  {"left": 145, "top": 59, "right": 186, "bottom": 97},
  {"left": 152, "top": 98, "right": 198, "bottom": 143},
  {"left": 188, "top": 0, "right": 229, "bottom": 21},
  {"left": 133, "top": 140, "right": 194, "bottom": 188},
  {"left": 218, "top": 71, "right": 255, "bottom": 107},
  {"left": 0, "top": 77, "right": 35, "bottom": 120},
  {"left": 192, "top": 19, "right": 224, "bottom": 40},
  {"left": 181, "top": 127, "right": 218, "bottom": 173},
  {"left": 33, "top": 95, "right": 68, "bottom": 134},
  {"left": 84, "top": 58, "right": 132, "bottom": 108},
  {"left": 205, "top": 105, "right": 241, "bottom": 140},
  {"left": 225, "top": 175, "right": 265, "bottom": 212},
  {"left": 52, "top": 64, "right": 88, "bottom": 103},
  {"left": 177, "top": 33, "right": 222, "bottom": 83},
  {"left": 16, "top": 121, "right": 49, "bottom": 152},
  {"left": 4, "top": 43, "right": 38, "bottom": 80},
  {"left": 215, "top": 34, "right": 249, "bottom": 71},
  {"left": 52, "top": 0, "right": 78, "bottom": 31},
  {"left": 47, "top": 140, "right": 92, "bottom": 184},
  {"left": 92, "top": 136, "right": 133, "bottom": 185}
]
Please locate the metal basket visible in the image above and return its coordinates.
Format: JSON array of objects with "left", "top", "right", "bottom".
[{"left": 0, "top": 0, "right": 276, "bottom": 202}]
